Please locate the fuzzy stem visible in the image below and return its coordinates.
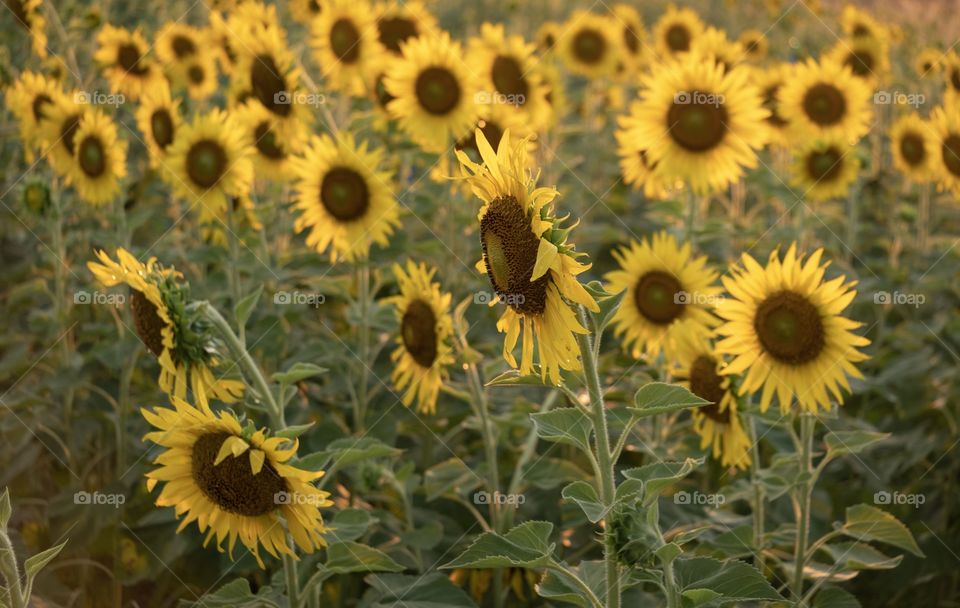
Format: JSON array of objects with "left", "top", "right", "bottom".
[
  {"left": 747, "top": 410, "right": 766, "bottom": 571},
  {"left": 791, "top": 414, "right": 816, "bottom": 604},
  {"left": 0, "top": 531, "right": 25, "bottom": 608}
]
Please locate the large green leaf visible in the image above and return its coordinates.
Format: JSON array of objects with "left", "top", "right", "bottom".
[
  {"left": 178, "top": 579, "right": 282, "bottom": 607},
  {"left": 823, "top": 431, "right": 889, "bottom": 458},
  {"left": 323, "top": 541, "right": 404, "bottom": 574},
  {"left": 538, "top": 560, "right": 607, "bottom": 607},
  {"left": 325, "top": 508, "right": 376, "bottom": 543},
  {"left": 531, "top": 407, "right": 593, "bottom": 452},
  {"left": 296, "top": 437, "right": 401, "bottom": 472},
  {"left": 674, "top": 557, "right": 781, "bottom": 606},
  {"left": 441, "top": 521, "right": 555, "bottom": 569},
  {"left": 271, "top": 361, "right": 328, "bottom": 385},
  {"left": 363, "top": 572, "right": 478, "bottom": 608},
  {"left": 841, "top": 504, "right": 924, "bottom": 557},
  {"left": 622, "top": 458, "right": 703, "bottom": 506},
  {"left": 820, "top": 541, "right": 903, "bottom": 571},
  {"left": 562, "top": 481, "right": 605, "bottom": 523},
  {"left": 813, "top": 586, "right": 861, "bottom": 608},
  {"left": 233, "top": 285, "right": 263, "bottom": 328},
  {"left": 630, "top": 383, "right": 709, "bottom": 419}
]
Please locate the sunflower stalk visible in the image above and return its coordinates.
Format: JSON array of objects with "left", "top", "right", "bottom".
[
  {"left": 224, "top": 198, "right": 245, "bottom": 344},
  {"left": 0, "top": 530, "right": 25, "bottom": 608},
  {"left": 355, "top": 262, "right": 371, "bottom": 433},
  {"left": 747, "top": 409, "right": 766, "bottom": 571},
  {"left": 791, "top": 413, "right": 816, "bottom": 605}
]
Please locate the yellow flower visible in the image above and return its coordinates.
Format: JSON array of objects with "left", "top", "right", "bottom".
[
  {"left": 615, "top": 102, "right": 678, "bottom": 200},
  {"left": 7, "top": 0, "right": 47, "bottom": 58},
  {"left": 609, "top": 4, "right": 647, "bottom": 73},
  {"left": 555, "top": 10, "right": 621, "bottom": 79},
  {"left": 67, "top": 110, "right": 128, "bottom": 206},
  {"left": 824, "top": 37, "right": 890, "bottom": 87},
  {"left": 914, "top": 47, "right": 942, "bottom": 79},
  {"left": 310, "top": 0, "right": 380, "bottom": 96},
  {"left": 890, "top": 113, "right": 934, "bottom": 183},
  {"left": 234, "top": 100, "right": 303, "bottom": 180},
  {"left": 652, "top": 4, "right": 705, "bottom": 59},
  {"left": 738, "top": 29, "right": 768, "bottom": 61},
  {"left": 374, "top": 1, "right": 438, "bottom": 56},
  {"left": 4, "top": 71, "right": 65, "bottom": 160},
  {"left": 778, "top": 58, "right": 873, "bottom": 142},
  {"left": 789, "top": 134, "right": 860, "bottom": 203},
  {"left": 93, "top": 24, "right": 165, "bottom": 101},
  {"left": 34, "top": 94, "right": 88, "bottom": 177},
  {"left": 135, "top": 82, "right": 182, "bottom": 169},
  {"left": 928, "top": 104, "right": 960, "bottom": 196}
]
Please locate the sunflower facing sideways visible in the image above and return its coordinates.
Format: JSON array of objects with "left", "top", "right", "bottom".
[
  {"left": 166, "top": 109, "right": 254, "bottom": 223},
  {"left": 135, "top": 83, "right": 182, "bottom": 169},
  {"left": 292, "top": 133, "right": 400, "bottom": 262},
  {"left": 141, "top": 397, "right": 332, "bottom": 568},
  {"left": 942, "top": 53, "right": 960, "bottom": 106},
  {"left": 652, "top": 4, "right": 705, "bottom": 59},
  {"left": 6, "top": 0, "right": 47, "bottom": 58},
  {"left": 715, "top": 244, "right": 870, "bottom": 414},
  {"left": 790, "top": 134, "right": 860, "bottom": 203},
  {"left": 825, "top": 37, "right": 890, "bottom": 87},
  {"left": 778, "top": 59, "right": 873, "bottom": 142},
  {"left": 310, "top": 0, "right": 379, "bottom": 96},
  {"left": 455, "top": 129, "right": 599, "bottom": 385},
  {"left": 234, "top": 101, "right": 302, "bottom": 180},
  {"left": 93, "top": 25, "right": 164, "bottom": 101},
  {"left": 4, "top": 71, "right": 64, "bottom": 160},
  {"left": 555, "top": 10, "right": 621, "bottom": 80},
  {"left": 66, "top": 110, "right": 127, "bottom": 206},
  {"left": 35, "top": 94, "right": 87, "bottom": 177},
  {"left": 604, "top": 232, "right": 720, "bottom": 362},
  {"left": 890, "top": 113, "right": 933, "bottom": 183},
  {"left": 385, "top": 32, "right": 481, "bottom": 153},
  {"left": 609, "top": 4, "right": 647, "bottom": 73},
  {"left": 928, "top": 105, "right": 960, "bottom": 196},
  {"left": 385, "top": 261, "right": 454, "bottom": 415},
  {"left": 88, "top": 248, "right": 245, "bottom": 408},
  {"left": 630, "top": 56, "right": 769, "bottom": 194},
  {"left": 615, "top": 102, "right": 677, "bottom": 200}
]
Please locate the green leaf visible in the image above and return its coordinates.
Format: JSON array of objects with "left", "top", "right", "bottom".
[
  {"left": 813, "top": 586, "right": 862, "bottom": 608},
  {"left": 622, "top": 457, "right": 703, "bottom": 506},
  {"left": 562, "top": 481, "right": 605, "bottom": 523},
  {"left": 522, "top": 458, "right": 590, "bottom": 490},
  {"left": 591, "top": 288, "right": 627, "bottom": 334},
  {"left": 486, "top": 369, "right": 550, "bottom": 387},
  {"left": 655, "top": 542, "right": 683, "bottom": 567},
  {"left": 629, "top": 383, "right": 709, "bottom": 419},
  {"left": 323, "top": 542, "right": 404, "bottom": 574},
  {"left": 24, "top": 540, "right": 67, "bottom": 577},
  {"left": 538, "top": 561, "right": 606, "bottom": 607},
  {"left": 402, "top": 520, "right": 443, "bottom": 550},
  {"left": 674, "top": 557, "right": 781, "bottom": 605},
  {"left": 363, "top": 573, "right": 478, "bottom": 608},
  {"left": 441, "top": 521, "right": 554, "bottom": 569},
  {"left": 178, "top": 579, "right": 281, "bottom": 607},
  {"left": 234, "top": 285, "right": 263, "bottom": 328},
  {"left": 271, "top": 362, "right": 328, "bottom": 385},
  {"left": 274, "top": 422, "right": 314, "bottom": 439},
  {"left": 841, "top": 504, "right": 924, "bottom": 557},
  {"left": 823, "top": 431, "right": 889, "bottom": 458},
  {"left": 820, "top": 541, "right": 903, "bottom": 571},
  {"left": 531, "top": 407, "right": 593, "bottom": 453},
  {"left": 326, "top": 508, "right": 376, "bottom": 543},
  {"left": 297, "top": 438, "right": 402, "bottom": 472},
  {"left": 423, "top": 458, "right": 480, "bottom": 501},
  {"left": 0, "top": 488, "right": 10, "bottom": 531}
]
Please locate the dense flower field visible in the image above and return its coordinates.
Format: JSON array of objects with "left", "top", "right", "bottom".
[{"left": 1, "top": 0, "right": 959, "bottom": 606}]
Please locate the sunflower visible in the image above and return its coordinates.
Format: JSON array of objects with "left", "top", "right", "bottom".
[
  {"left": 609, "top": 4, "right": 647, "bottom": 72},
  {"left": 66, "top": 110, "right": 127, "bottom": 206},
  {"left": 604, "top": 232, "right": 719, "bottom": 362},
  {"left": 825, "top": 37, "right": 889, "bottom": 87},
  {"left": 179, "top": 56, "right": 219, "bottom": 101},
  {"left": 692, "top": 27, "right": 743, "bottom": 74},
  {"left": 166, "top": 109, "right": 254, "bottom": 223},
  {"left": 778, "top": 58, "right": 873, "bottom": 142},
  {"left": 555, "top": 10, "right": 620, "bottom": 79},
  {"left": 93, "top": 24, "right": 164, "bottom": 101},
  {"left": 652, "top": 4, "right": 705, "bottom": 59},
  {"left": 890, "top": 113, "right": 934, "bottom": 183},
  {"left": 752, "top": 63, "right": 792, "bottom": 145},
  {"left": 6, "top": 0, "right": 47, "bottom": 58},
  {"left": 209, "top": 11, "right": 240, "bottom": 75},
  {"left": 914, "top": 47, "right": 942, "bottom": 79},
  {"left": 35, "top": 94, "right": 87, "bottom": 177},
  {"left": 88, "top": 248, "right": 245, "bottom": 407},
  {"left": 928, "top": 105, "right": 960, "bottom": 196},
  {"left": 4, "top": 71, "right": 64, "bottom": 160},
  {"left": 155, "top": 22, "right": 201, "bottom": 68},
  {"left": 468, "top": 23, "right": 553, "bottom": 132},
  {"left": 673, "top": 329, "right": 750, "bottom": 470},
  {"left": 715, "top": 244, "right": 871, "bottom": 414},
  {"left": 630, "top": 56, "right": 769, "bottom": 194},
  {"left": 840, "top": 4, "right": 889, "bottom": 45},
  {"left": 738, "top": 29, "right": 768, "bottom": 61},
  {"left": 455, "top": 129, "right": 598, "bottom": 385},
  {"left": 385, "top": 31, "right": 481, "bottom": 153},
  {"left": 943, "top": 53, "right": 960, "bottom": 106},
  {"left": 789, "top": 134, "right": 860, "bottom": 203},
  {"left": 384, "top": 261, "right": 454, "bottom": 415},
  {"left": 135, "top": 83, "right": 182, "bottom": 168},
  {"left": 615, "top": 102, "right": 678, "bottom": 200},
  {"left": 374, "top": 1, "right": 438, "bottom": 56},
  {"left": 288, "top": 0, "right": 323, "bottom": 24},
  {"left": 292, "top": 133, "right": 400, "bottom": 262},
  {"left": 202, "top": 195, "right": 264, "bottom": 247},
  {"left": 310, "top": 0, "right": 379, "bottom": 96},
  {"left": 234, "top": 101, "right": 302, "bottom": 179},
  {"left": 141, "top": 397, "right": 331, "bottom": 568},
  {"left": 534, "top": 22, "right": 561, "bottom": 55}
]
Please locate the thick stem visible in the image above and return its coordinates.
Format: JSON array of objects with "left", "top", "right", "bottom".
[
  {"left": 548, "top": 561, "right": 604, "bottom": 608},
  {"left": 791, "top": 414, "right": 816, "bottom": 605},
  {"left": 747, "top": 411, "right": 765, "bottom": 571},
  {"left": 663, "top": 560, "right": 681, "bottom": 608},
  {"left": 283, "top": 551, "right": 300, "bottom": 607},
  {"left": 0, "top": 531, "right": 25, "bottom": 608},
  {"left": 575, "top": 307, "right": 620, "bottom": 608}
]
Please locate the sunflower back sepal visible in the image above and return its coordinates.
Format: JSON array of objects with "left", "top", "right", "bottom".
[{"left": 629, "top": 382, "right": 710, "bottom": 419}]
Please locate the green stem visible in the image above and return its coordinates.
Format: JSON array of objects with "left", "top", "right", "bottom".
[
  {"left": 918, "top": 182, "right": 931, "bottom": 253},
  {"left": 791, "top": 414, "right": 816, "bottom": 605},
  {"left": 575, "top": 307, "right": 620, "bottom": 608},
  {"left": 225, "top": 198, "right": 244, "bottom": 344},
  {"left": 355, "top": 263, "right": 370, "bottom": 433},
  {"left": 547, "top": 561, "right": 604, "bottom": 608},
  {"left": 663, "top": 560, "right": 681, "bottom": 608},
  {"left": 283, "top": 551, "right": 300, "bottom": 607},
  {"left": 0, "top": 531, "right": 25, "bottom": 608},
  {"left": 747, "top": 411, "right": 765, "bottom": 571}
]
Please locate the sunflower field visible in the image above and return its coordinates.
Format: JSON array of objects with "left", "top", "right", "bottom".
[{"left": 2, "top": 0, "right": 960, "bottom": 606}]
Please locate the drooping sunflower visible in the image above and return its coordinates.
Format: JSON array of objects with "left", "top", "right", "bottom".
[
  {"left": 914, "top": 47, "right": 942, "bottom": 79},
  {"left": 292, "top": 133, "right": 400, "bottom": 262},
  {"left": 93, "top": 24, "right": 164, "bottom": 101},
  {"left": 778, "top": 58, "right": 873, "bottom": 142},
  {"left": 35, "top": 94, "right": 87, "bottom": 177},
  {"left": 66, "top": 110, "right": 127, "bottom": 206},
  {"left": 141, "top": 397, "right": 331, "bottom": 568},
  {"left": 88, "top": 248, "right": 246, "bottom": 407},
  {"left": 752, "top": 63, "right": 792, "bottom": 146},
  {"left": 455, "top": 129, "right": 599, "bottom": 385},
  {"left": 288, "top": 0, "right": 323, "bottom": 24},
  {"left": 609, "top": 3, "right": 647, "bottom": 73},
  {"left": 738, "top": 29, "right": 768, "bottom": 61},
  {"left": 652, "top": 4, "right": 705, "bottom": 59},
  {"left": 234, "top": 101, "right": 302, "bottom": 179},
  {"left": 165, "top": 109, "right": 254, "bottom": 223},
  {"left": 6, "top": 0, "right": 47, "bottom": 58},
  {"left": 374, "top": 1, "right": 438, "bottom": 56},
  {"left": 384, "top": 261, "right": 454, "bottom": 415},
  {"left": 385, "top": 31, "right": 481, "bottom": 153},
  {"left": 715, "top": 244, "right": 871, "bottom": 414},
  {"left": 310, "top": 0, "right": 379, "bottom": 96},
  {"left": 928, "top": 105, "right": 960, "bottom": 196},
  {"left": 468, "top": 23, "right": 553, "bottom": 132},
  {"left": 890, "top": 113, "right": 934, "bottom": 183},
  {"left": 615, "top": 102, "right": 678, "bottom": 200},
  {"left": 4, "top": 71, "right": 64, "bottom": 159},
  {"left": 555, "top": 10, "right": 621, "bottom": 79},
  {"left": 604, "top": 232, "right": 719, "bottom": 362},
  {"left": 631, "top": 56, "right": 769, "bottom": 194},
  {"left": 789, "top": 134, "right": 860, "bottom": 203},
  {"left": 673, "top": 329, "right": 750, "bottom": 470},
  {"left": 135, "top": 83, "right": 182, "bottom": 169},
  {"left": 825, "top": 37, "right": 889, "bottom": 87}
]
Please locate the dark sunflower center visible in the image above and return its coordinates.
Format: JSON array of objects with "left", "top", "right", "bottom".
[
  {"left": 251, "top": 53, "right": 291, "bottom": 117},
  {"left": 852, "top": 24, "right": 870, "bottom": 37},
  {"left": 61, "top": 114, "right": 81, "bottom": 155},
  {"left": 942, "top": 135, "right": 960, "bottom": 177},
  {"left": 922, "top": 61, "right": 932, "bottom": 73},
  {"left": 754, "top": 290, "right": 825, "bottom": 364},
  {"left": 951, "top": 68, "right": 960, "bottom": 92},
  {"left": 374, "top": 74, "right": 395, "bottom": 108},
  {"left": 624, "top": 26, "right": 641, "bottom": 54},
  {"left": 542, "top": 33, "right": 556, "bottom": 51},
  {"left": 186, "top": 139, "right": 227, "bottom": 188},
  {"left": 762, "top": 85, "right": 788, "bottom": 127},
  {"left": 330, "top": 17, "right": 361, "bottom": 63},
  {"left": 899, "top": 132, "right": 925, "bottom": 166},
  {"left": 844, "top": 50, "right": 874, "bottom": 77},
  {"left": 150, "top": 109, "right": 174, "bottom": 150},
  {"left": 633, "top": 270, "right": 684, "bottom": 325},
  {"left": 117, "top": 43, "right": 149, "bottom": 76},
  {"left": 415, "top": 67, "right": 460, "bottom": 115},
  {"left": 802, "top": 83, "right": 846, "bottom": 126},
  {"left": 401, "top": 299, "right": 438, "bottom": 368},
  {"left": 479, "top": 195, "right": 548, "bottom": 316},
  {"left": 31, "top": 93, "right": 52, "bottom": 122},
  {"left": 378, "top": 16, "right": 418, "bottom": 53},
  {"left": 806, "top": 146, "right": 843, "bottom": 182},
  {"left": 7, "top": 0, "right": 27, "bottom": 28},
  {"left": 130, "top": 289, "right": 166, "bottom": 358},
  {"left": 187, "top": 64, "right": 204, "bottom": 84},
  {"left": 689, "top": 355, "right": 730, "bottom": 422},
  {"left": 666, "top": 24, "right": 691, "bottom": 52},
  {"left": 308, "top": 0, "right": 320, "bottom": 12},
  {"left": 171, "top": 35, "right": 196, "bottom": 59},
  {"left": 667, "top": 93, "right": 728, "bottom": 152},
  {"left": 572, "top": 28, "right": 606, "bottom": 64},
  {"left": 254, "top": 122, "right": 285, "bottom": 159},
  {"left": 745, "top": 38, "right": 761, "bottom": 55},
  {"left": 78, "top": 136, "right": 106, "bottom": 178},
  {"left": 320, "top": 167, "right": 370, "bottom": 221},
  {"left": 191, "top": 432, "right": 288, "bottom": 517},
  {"left": 455, "top": 120, "right": 504, "bottom": 162},
  {"left": 491, "top": 55, "right": 528, "bottom": 104}
]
